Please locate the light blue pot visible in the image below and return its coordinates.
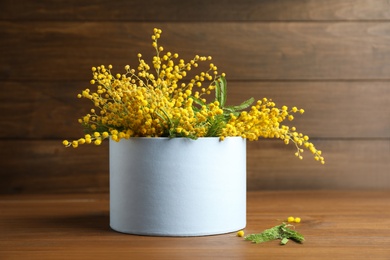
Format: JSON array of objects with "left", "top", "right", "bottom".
[{"left": 109, "top": 137, "right": 246, "bottom": 236}]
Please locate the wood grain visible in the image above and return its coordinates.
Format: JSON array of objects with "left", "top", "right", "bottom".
[
  {"left": 246, "top": 139, "right": 390, "bottom": 190},
  {"left": 1, "top": 0, "right": 390, "bottom": 21},
  {"left": 2, "top": 22, "right": 390, "bottom": 81},
  {"left": 0, "top": 140, "right": 109, "bottom": 194},
  {"left": 0, "top": 191, "right": 389, "bottom": 259},
  {"left": 0, "top": 139, "right": 389, "bottom": 194},
  {"left": 0, "top": 1, "right": 389, "bottom": 194}
]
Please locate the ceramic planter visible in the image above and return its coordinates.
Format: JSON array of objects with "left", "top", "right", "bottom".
[{"left": 109, "top": 137, "right": 246, "bottom": 236}]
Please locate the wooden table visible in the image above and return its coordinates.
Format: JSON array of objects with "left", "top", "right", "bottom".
[{"left": 1, "top": 191, "right": 389, "bottom": 259}]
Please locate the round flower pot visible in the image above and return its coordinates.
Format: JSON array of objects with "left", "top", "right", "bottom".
[{"left": 109, "top": 137, "right": 246, "bottom": 236}]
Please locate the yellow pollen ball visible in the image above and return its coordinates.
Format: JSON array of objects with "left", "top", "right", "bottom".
[{"left": 237, "top": 230, "right": 245, "bottom": 237}]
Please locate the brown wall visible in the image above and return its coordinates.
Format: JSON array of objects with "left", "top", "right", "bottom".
[{"left": 0, "top": 0, "right": 389, "bottom": 194}]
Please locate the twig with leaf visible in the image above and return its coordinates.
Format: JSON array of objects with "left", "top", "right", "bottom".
[{"left": 244, "top": 223, "right": 305, "bottom": 245}]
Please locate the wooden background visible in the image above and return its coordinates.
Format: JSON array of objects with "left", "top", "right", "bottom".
[{"left": 0, "top": 0, "right": 389, "bottom": 194}]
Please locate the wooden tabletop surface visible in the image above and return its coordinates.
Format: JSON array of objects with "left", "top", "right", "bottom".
[{"left": 1, "top": 191, "right": 389, "bottom": 259}]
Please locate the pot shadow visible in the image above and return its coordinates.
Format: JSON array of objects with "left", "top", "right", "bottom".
[{"left": 32, "top": 211, "right": 114, "bottom": 234}]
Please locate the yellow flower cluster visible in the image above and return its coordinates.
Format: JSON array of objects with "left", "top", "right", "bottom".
[
  {"left": 221, "top": 98, "right": 324, "bottom": 163},
  {"left": 63, "top": 28, "right": 324, "bottom": 164},
  {"left": 287, "top": 216, "right": 301, "bottom": 223}
]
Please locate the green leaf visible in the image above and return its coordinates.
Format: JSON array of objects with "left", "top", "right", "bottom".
[
  {"left": 215, "top": 78, "right": 221, "bottom": 105},
  {"left": 215, "top": 76, "right": 227, "bottom": 107},
  {"left": 280, "top": 225, "right": 305, "bottom": 243},
  {"left": 280, "top": 238, "right": 289, "bottom": 245},
  {"left": 155, "top": 109, "right": 176, "bottom": 136},
  {"left": 219, "top": 76, "right": 227, "bottom": 107},
  {"left": 205, "top": 114, "right": 226, "bottom": 137},
  {"left": 224, "top": 97, "right": 255, "bottom": 113},
  {"left": 190, "top": 96, "right": 206, "bottom": 107}
]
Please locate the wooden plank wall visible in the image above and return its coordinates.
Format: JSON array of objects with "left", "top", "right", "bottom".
[{"left": 0, "top": 0, "right": 389, "bottom": 194}]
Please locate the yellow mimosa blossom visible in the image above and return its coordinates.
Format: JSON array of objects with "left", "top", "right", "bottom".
[{"left": 63, "top": 28, "right": 324, "bottom": 164}]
